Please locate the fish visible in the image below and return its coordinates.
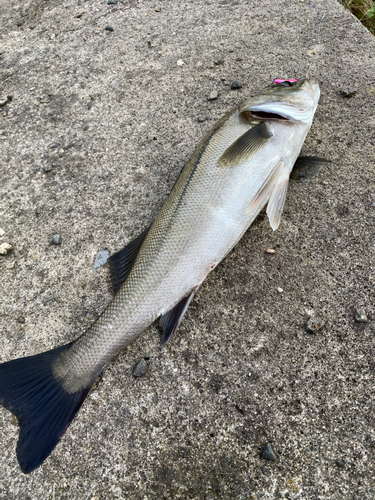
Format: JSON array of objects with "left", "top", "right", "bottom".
[{"left": 0, "top": 78, "right": 321, "bottom": 473}]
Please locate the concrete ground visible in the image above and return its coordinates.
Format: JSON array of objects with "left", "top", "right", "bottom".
[{"left": 0, "top": 0, "right": 374, "bottom": 498}]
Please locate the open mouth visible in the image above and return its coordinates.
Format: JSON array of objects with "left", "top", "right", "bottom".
[
  {"left": 248, "top": 111, "right": 291, "bottom": 121},
  {"left": 245, "top": 102, "right": 309, "bottom": 123}
]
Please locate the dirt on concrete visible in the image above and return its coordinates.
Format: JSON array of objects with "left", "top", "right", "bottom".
[{"left": 0, "top": 0, "right": 374, "bottom": 498}]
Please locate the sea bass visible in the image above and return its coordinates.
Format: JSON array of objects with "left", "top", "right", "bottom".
[{"left": 0, "top": 79, "right": 320, "bottom": 473}]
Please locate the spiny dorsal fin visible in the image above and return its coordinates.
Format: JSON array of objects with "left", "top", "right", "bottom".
[
  {"left": 217, "top": 121, "right": 273, "bottom": 168},
  {"left": 109, "top": 226, "right": 149, "bottom": 294},
  {"left": 290, "top": 156, "right": 331, "bottom": 182},
  {"left": 159, "top": 286, "right": 199, "bottom": 348}
]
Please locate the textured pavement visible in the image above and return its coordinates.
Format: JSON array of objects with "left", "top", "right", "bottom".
[{"left": 0, "top": 0, "right": 375, "bottom": 498}]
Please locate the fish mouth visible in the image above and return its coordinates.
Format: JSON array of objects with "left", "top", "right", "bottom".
[
  {"left": 247, "top": 110, "right": 292, "bottom": 121},
  {"left": 246, "top": 102, "right": 310, "bottom": 123}
]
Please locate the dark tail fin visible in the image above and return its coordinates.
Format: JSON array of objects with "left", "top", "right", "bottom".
[{"left": 0, "top": 344, "right": 94, "bottom": 473}]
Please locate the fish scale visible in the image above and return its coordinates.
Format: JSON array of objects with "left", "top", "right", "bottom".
[{"left": 0, "top": 78, "right": 320, "bottom": 473}]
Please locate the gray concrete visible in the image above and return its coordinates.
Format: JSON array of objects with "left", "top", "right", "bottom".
[{"left": 0, "top": 0, "right": 374, "bottom": 498}]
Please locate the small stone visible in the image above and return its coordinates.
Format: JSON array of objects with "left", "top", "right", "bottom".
[
  {"left": 340, "top": 86, "right": 357, "bottom": 98},
  {"left": 153, "top": 395, "right": 159, "bottom": 404},
  {"left": 261, "top": 443, "right": 277, "bottom": 461},
  {"left": 335, "top": 460, "right": 345, "bottom": 468},
  {"left": 277, "top": 287, "right": 283, "bottom": 293},
  {"left": 306, "top": 316, "right": 325, "bottom": 333},
  {"left": 231, "top": 80, "right": 241, "bottom": 90},
  {"left": 133, "top": 358, "right": 148, "bottom": 377},
  {"left": 197, "top": 115, "right": 207, "bottom": 123},
  {"left": 105, "top": 26, "right": 114, "bottom": 32},
  {"left": 176, "top": 59, "right": 184, "bottom": 66},
  {"left": 214, "top": 59, "right": 224, "bottom": 66},
  {"left": 18, "top": 317, "right": 25, "bottom": 324},
  {"left": 44, "top": 165, "right": 52, "bottom": 173},
  {"left": 51, "top": 234, "right": 61, "bottom": 245},
  {"left": 0, "top": 228, "right": 5, "bottom": 236},
  {"left": 265, "top": 248, "right": 275, "bottom": 254},
  {"left": 35, "top": 207, "right": 41, "bottom": 215},
  {"left": 354, "top": 308, "right": 367, "bottom": 323},
  {"left": 108, "top": 0, "right": 117, "bottom": 4},
  {"left": 93, "top": 249, "right": 110, "bottom": 271},
  {"left": 0, "top": 242, "right": 12, "bottom": 255},
  {"left": 207, "top": 90, "right": 218, "bottom": 101},
  {"left": 0, "top": 97, "right": 10, "bottom": 107},
  {"left": 236, "top": 57, "right": 242, "bottom": 61},
  {"left": 155, "top": 6, "right": 161, "bottom": 12}
]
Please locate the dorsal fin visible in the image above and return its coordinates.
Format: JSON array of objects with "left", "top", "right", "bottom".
[
  {"left": 159, "top": 286, "right": 199, "bottom": 348},
  {"left": 109, "top": 227, "right": 149, "bottom": 294}
]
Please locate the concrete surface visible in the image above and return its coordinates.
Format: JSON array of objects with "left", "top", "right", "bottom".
[{"left": 0, "top": 0, "right": 375, "bottom": 498}]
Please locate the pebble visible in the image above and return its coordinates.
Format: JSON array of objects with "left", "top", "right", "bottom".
[
  {"left": 0, "top": 243, "right": 13, "bottom": 255},
  {"left": 306, "top": 316, "right": 325, "bottom": 333},
  {"left": 18, "top": 317, "right": 25, "bottom": 324},
  {"left": 108, "top": 0, "right": 117, "bottom": 4},
  {"left": 44, "top": 165, "right": 52, "bottom": 173},
  {"left": 153, "top": 395, "right": 159, "bottom": 404},
  {"left": 214, "top": 59, "right": 224, "bottom": 66},
  {"left": 0, "top": 97, "right": 10, "bottom": 107},
  {"left": 176, "top": 59, "right": 184, "bottom": 66},
  {"left": 340, "top": 86, "right": 357, "bottom": 98},
  {"left": 207, "top": 90, "right": 218, "bottom": 101},
  {"left": 261, "top": 443, "right": 277, "bottom": 460},
  {"left": 93, "top": 249, "right": 110, "bottom": 271},
  {"left": 231, "top": 80, "right": 241, "bottom": 89},
  {"left": 354, "top": 308, "right": 367, "bottom": 323},
  {"left": 335, "top": 460, "right": 345, "bottom": 468},
  {"left": 51, "top": 234, "right": 61, "bottom": 245},
  {"left": 277, "top": 287, "right": 283, "bottom": 293},
  {"left": 0, "top": 228, "right": 5, "bottom": 236},
  {"left": 265, "top": 248, "right": 275, "bottom": 254},
  {"left": 133, "top": 358, "right": 148, "bottom": 377},
  {"left": 197, "top": 115, "right": 207, "bottom": 122},
  {"left": 35, "top": 207, "right": 41, "bottom": 215},
  {"left": 105, "top": 26, "right": 114, "bottom": 32},
  {"left": 155, "top": 6, "right": 161, "bottom": 12},
  {"left": 0, "top": 242, "right": 12, "bottom": 255}
]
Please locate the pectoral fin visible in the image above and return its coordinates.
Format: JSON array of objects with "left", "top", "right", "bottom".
[
  {"left": 159, "top": 286, "right": 199, "bottom": 348},
  {"left": 290, "top": 156, "right": 331, "bottom": 182},
  {"left": 217, "top": 121, "right": 273, "bottom": 168}
]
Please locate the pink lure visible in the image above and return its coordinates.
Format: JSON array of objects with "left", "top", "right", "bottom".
[{"left": 273, "top": 78, "right": 298, "bottom": 84}]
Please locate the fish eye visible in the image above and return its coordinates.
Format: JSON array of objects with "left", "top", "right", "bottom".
[{"left": 276, "top": 80, "right": 297, "bottom": 87}]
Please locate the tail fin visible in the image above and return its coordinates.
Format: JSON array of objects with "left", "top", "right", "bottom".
[{"left": 0, "top": 344, "right": 94, "bottom": 473}]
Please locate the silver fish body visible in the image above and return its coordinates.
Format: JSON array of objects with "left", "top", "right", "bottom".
[{"left": 0, "top": 78, "right": 320, "bottom": 473}]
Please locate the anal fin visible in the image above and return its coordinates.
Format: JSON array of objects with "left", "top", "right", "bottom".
[
  {"left": 159, "top": 286, "right": 199, "bottom": 348},
  {"left": 109, "top": 226, "right": 149, "bottom": 294}
]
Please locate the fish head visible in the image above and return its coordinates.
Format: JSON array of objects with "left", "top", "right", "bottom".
[{"left": 239, "top": 79, "right": 320, "bottom": 124}]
